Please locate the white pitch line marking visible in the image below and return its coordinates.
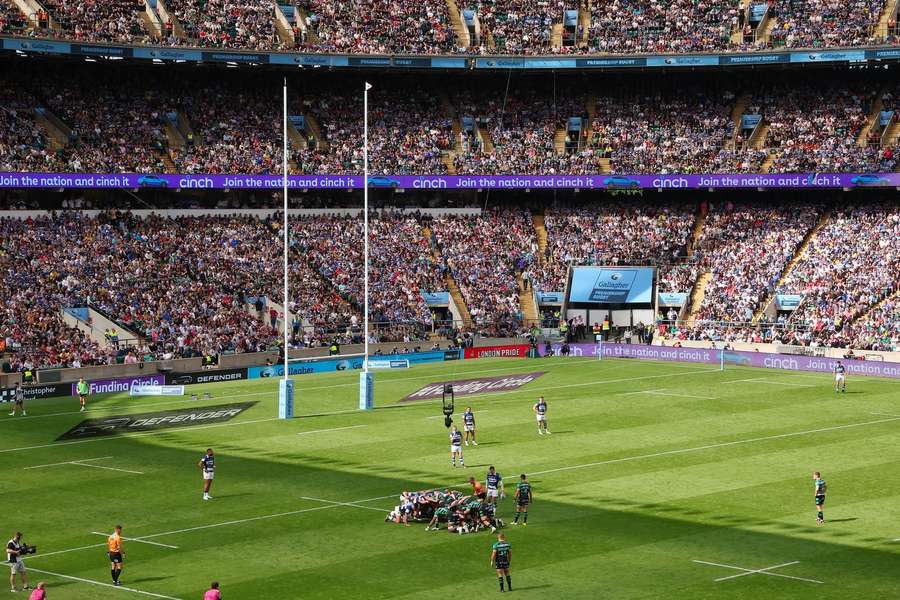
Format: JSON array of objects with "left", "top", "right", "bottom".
[
  {"left": 531, "top": 415, "right": 900, "bottom": 476},
  {"left": 27, "top": 567, "right": 183, "bottom": 599},
  {"left": 90, "top": 532, "right": 178, "bottom": 549},
  {"left": 693, "top": 559, "right": 823, "bottom": 584},
  {"left": 25, "top": 456, "right": 114, "bottom": 469},
  {"left": 24, "top": 456, "right": 143, "bottom": 474},
  {"left": 871, "top": 412, "right": 900, "bottom": 418},
  {"left": 427, "top": 410, "right": 489, "bottom": 420},
  {"left": 620, "top": 389, "right": 716, "bottom": 400},
  {"left": 0, "top": 416, "right": 280, "bottom": 454},
  {"left": 22, "top": 542, "right": 107, "bottom": 560},
  {"left": 0, "top": 367, "right": 723, "bottom": 455},
  {"left": 722, "top": 378, "right": 814, "bottom": 387},
  {"left": 296, "top": 425, "right": 367, "bottom": 436},
  {"left": 135, "top": 494, "right": 397, "bottom": 540},
  {"left": 299, "top": 495, "right": 388, "bottom": 512}
]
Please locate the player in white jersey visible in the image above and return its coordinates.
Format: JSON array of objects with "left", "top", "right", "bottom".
[
  {"left": 533, "top": 396, "right": 550, "bottom": 435},
  {"left": 833, "top": 361, "right": 846, "bottom": 394},
  {"left": 462, "top": 407, "right": 478, "bottom": 446}
]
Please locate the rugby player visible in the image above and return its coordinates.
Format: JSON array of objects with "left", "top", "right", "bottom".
[
  {"left": 512, "top": 474, "right": 531, "bottom": 526},
  {"left": 490, "top": 533, "right": 512, "bottom": 592},
  {"left": 76, "top": 377, "right": 89, "bottom": 412},
  {"left": 107, "top": 525, "right": 125, "bottom": 586},
  {"left": 486, "top": 466, "right": 504, "bottom": 505},
  {"left": 813, "top": 471, "right": 827, "bottom": 524},
  {"left": 450, "top": 425, "right": 465, "bottom": 468},
  {"left": 199, "top": 448, "right": 215, "bottom": 500},
  {"left": 833, "top": 361, "right": 846, "bottom": 393},
  {"left": 8, "top": 383, "right": 25, "bottom": 416},
  {"left": 469, "top": 477, "right": 486, "bottom": 500},
  {"left": 533, "top": 396, "right": 550, "bottom": 435},
  {"left": 462, "top": 407, "right": 478, "bottom": 446}
]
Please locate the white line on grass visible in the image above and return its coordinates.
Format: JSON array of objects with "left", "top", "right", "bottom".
[
  {"left": 27, "top": 567, "right": 183, "bottom": 599},
  {"left": 871, "top": 412, "right": 900, "bottom": 418},
  {"left": 0, "top": 417, "right": 280, "bottom": 454},
  {"left": 722, "top": 378, "right": 814, "bottom": 387},
  {"left": 135, "top": 494, "right": 397, "bottom": 540},
  {"left": 531, "top": 415, "right": 900, "bottom": 476},
  {"left": 427, "top": 410, "right": 489, "bottom": 420},
  {"left": 24, "top": 456, "right": 113, "bottom": 469},
  {"left": 23, "top": 456, "right": 143, "bottom": 475},
  {"left": 0, "top": 368, "right": 722, "bottom": 455},
  {"left": 297, "top": 425, "right": 367, "bottom": 436},
  {"left": 23, "top": 542, "right": 107, "bottom": 560},
  {"left": 298, "top": 496, "right": 387, "bottom": 512},
  {"left": 693, "top": 559, "right": 823, "bottom": 584},
  {"left": 90, "top": 532, "right": 178, "bottom": 549},
  {"left": 0, "top": 392, "right": 275, "bottom": 425},
  {"left": 620, "top": 389, "right": 717, "bottom": 400}
]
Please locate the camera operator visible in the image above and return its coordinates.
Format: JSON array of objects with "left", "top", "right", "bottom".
[{"left": 7, "top": 532, "right": 29, "bottom": 593}]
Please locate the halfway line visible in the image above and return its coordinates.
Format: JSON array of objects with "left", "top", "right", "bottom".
[
  {"left": 90, "top": 532, "right": 178, "bottom": 549},
  {"left": 297, "top": 425, "right": 367, "bottom": 436}
]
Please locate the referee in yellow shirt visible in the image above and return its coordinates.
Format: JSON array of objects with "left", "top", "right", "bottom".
[{"left": 107, "top": 525, "right": 125, "bottom": 586}]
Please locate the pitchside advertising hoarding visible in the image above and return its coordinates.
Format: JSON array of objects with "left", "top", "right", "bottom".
[
  {"left": 0, "top": 382, "right": 69, "bottom": 402},
  {"left": 464, "top": 345, "right": 531, "bottom": 359},
  {"left": 165, "top": 368, "right": 248, "bottom": 385},
  {"left": 542, "top": 342, "right": 900, "bottom": 379},
  {"left": 569, "top": 267, "right": 654, "bottom": 304},
  {"left": 247, "top": 350, "right": 455, "bottom": 379},
  {"left": 71, "top": 375, "right": 165, "bottom": 396},
  {"left": 0, "top": 172, "right": 897, "bottom": 190}
]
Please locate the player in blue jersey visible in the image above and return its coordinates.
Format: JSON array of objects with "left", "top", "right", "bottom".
[
  {"left": 462, "top": 406, "right": 478, "bottom": 446},
  {"left": 486, "top": 466, "right": 504, "bottom": 505},
  {"left": 813, "top": 471, "right": 827, "bottom": 524},
  {"left": 833, "top": 361, "right": 846, "bottom": 393},
  {"left": 533, "top": 396, "right": 550, "bottom": 435},
  {"left": 198, "top": 448, "right": 215, "bottom": 500},
  {"left": 449, "top": 425, "right": 465, "bottom": 468}
]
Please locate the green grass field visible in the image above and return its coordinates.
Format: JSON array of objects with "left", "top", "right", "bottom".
[{"left": 4, "top": 356, "right": 900, "bottom": 599}]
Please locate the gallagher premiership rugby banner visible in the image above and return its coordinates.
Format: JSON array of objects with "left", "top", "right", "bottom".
[
  {"left": 542, "top": 343, "right": 900, "bottom": 379},
  {"left": 0, "top": 172, "right": 897, "bottom": 190}
]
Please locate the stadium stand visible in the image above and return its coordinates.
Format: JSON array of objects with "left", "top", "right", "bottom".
[
  {"left": 161, "top": 0, "right": 281, "bottom": 49},
  {"left": 298, "top": 0, "right": 457, "bottom": 54},
  {"left": 777, "top": 203, "right": 900, "bottom": 348}
]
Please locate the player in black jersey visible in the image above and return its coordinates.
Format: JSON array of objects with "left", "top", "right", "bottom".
[
  {"left": 449, "top": 425, "right": 465, "bottom": 468},
  {"left": 813, "top": 471, "right": 827, "bottom": 524},
  {"left": 462, "top": 407, "right": 478, "bottom": 446},
  {"left": 490, "top": 533, "right": 512, "bottom": 592},
  {"left": 198, "top": 448, "right": 215, "bottom": 500},
  {"left": 833, "top": 361, "right": 846, "bottom": 393},
  {"left": 512, "top": 474, "right": 531, "bottom": 525}
]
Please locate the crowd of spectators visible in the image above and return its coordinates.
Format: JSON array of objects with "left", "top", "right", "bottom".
[
  {"left": 590, "top": 89, "right": 767, "bottom": 174},
  {"left": 1, "top": 76, "right": 898, "bottom": 176},
  {"left": 472, "top": 0, "right": 559, "bottom": 54},
  {"left": 299, "top": 0, "right": 457, "bottom": 54},
  {"left": 770, "top": 0, "right": 884, "bottom": 49},
  {"left": 0, "top": 2, "right": 28, "bottom": 34},
  {"left": 536, "top": 203, "right": 695, "bottom": 292},
  {"left": 453, "top": 93, "right": 599, "bottom": 175},
  {"left": 587, "top": 0, "right": 736, "bottom": 54},
  {"left": 760, "top": 84, "right": 882, "bottom": 173},
  {"left": 172, "top": 84, "right": 282, "bottom": 174},
  {"left": 431, "top": 210, "right": 535, "bottom": 335},
  {"left": 0, "top": 89, "right": 55, "bottom": 173},
  {"left": 162, "top": 0, "right": 280, "bottom": 50},
  {"left": 1, "top": 0, "right": 897, "bottom": 53},
  {"left": 43, "top": 85, "right": 168, "bottom": 173},
  {"left": 694, "top": 202, "right": 821, "bottom": 323},
  {"left": 36, "top": 0, "right": 148, "bottom": 44},
  {"left": 777, "top": 204, "right": 900, "bottom": 348}
]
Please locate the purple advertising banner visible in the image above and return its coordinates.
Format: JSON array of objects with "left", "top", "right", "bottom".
[
  {"left": 73, "top": 374, "right": 166, "bottom": 396},
  {"left": 0, "top": 172, "right": 898, "bottom": 190},
  {"left": 544, "top": 343, "right": 900, "bottom": 379}
]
